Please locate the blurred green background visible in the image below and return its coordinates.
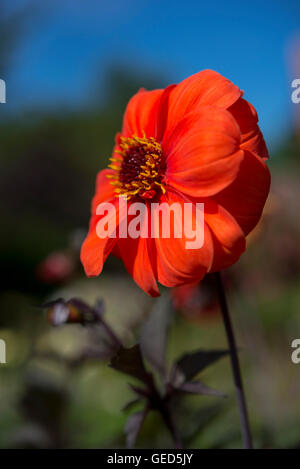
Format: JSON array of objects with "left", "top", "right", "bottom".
[{"left": 0, "top": 0, "right": 300, "bottom": 449}]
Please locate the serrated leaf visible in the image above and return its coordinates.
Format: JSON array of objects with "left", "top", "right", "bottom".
[
  {"left": 109, "top": 344, "right": 153, "bottom": 385},
  {"left": 171, "top": 349, "right": 228, "bottom": 386},
  {"left": 125, "top": 408, "right": 148, "bottom": 448},
  {"left": 140, "top": 294, "right": 173, "bottom": 377}
]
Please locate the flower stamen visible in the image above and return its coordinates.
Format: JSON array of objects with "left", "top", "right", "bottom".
[{"left": 107, "top": 135, "right": 165, "bottom": 200}]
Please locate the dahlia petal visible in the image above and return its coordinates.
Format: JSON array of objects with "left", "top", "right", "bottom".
[
  {"left": 80, "top": 229, "right": 117, "bottom": 277},
  {"left": 213, "top": 150, "right": 271, "bottom": 236},
  {"left": 152, "top": 191, "right": 214, "bottom": 287},
  {"left": 81, "top": 196, "right": 126, "bottom": 277},
  {"left": 165, "top": 69, "right": 241, "bottom": 134},
  {"left": 203, "top": 200, "right": 246, "bottom": 271},
  {"left": 228, "top": 97, "right": 269, "bottom": 160},
  {"left": 92, "top": 169, "right": 116, "bottom": 212},
  {"left": 164, "top": 106, "right": 244, "bottom": 197},
  {"left": 121, "top": 88, "right": 164, "bottom": 139},
  {"left": 154, "top": 84, "right": 176, "bottom": 141},
  {"left": 116, "top": 211, "right": 160, "bottom": 297}
]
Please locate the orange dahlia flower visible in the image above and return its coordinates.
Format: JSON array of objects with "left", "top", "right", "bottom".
[{"left": 81, "top": 70, "right": 270, "bottom": 296}]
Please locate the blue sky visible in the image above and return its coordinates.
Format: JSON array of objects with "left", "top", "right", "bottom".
[{"left": 4, "top": 0, "right": 300, "bottom": 147}]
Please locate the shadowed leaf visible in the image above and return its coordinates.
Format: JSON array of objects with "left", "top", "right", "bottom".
[
  {"left": 125, "top": 408, "right": 148, "bottom": 448},
  {"left": 140, "top": 294, "right": 173, "bottom": 377},
  {"left": 171, "top": 349, "right": 228, "bottom": 386},
  {"left": 110, "top": 344, "right": 153, "bottom": 385},
  {"left": 175, "top": 380, "right": 226, "bottom": 398}
]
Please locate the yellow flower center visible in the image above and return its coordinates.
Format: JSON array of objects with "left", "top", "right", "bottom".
[{"left": 107, "top": 135, "right": 166, "bottom": 200}]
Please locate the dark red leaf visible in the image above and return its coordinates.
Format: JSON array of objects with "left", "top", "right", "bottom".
[
  {"left": 140, "top": 294, "right": 173, "bottom": 377},
  {"left": 109, "top": 344, "right": 153, "bottom": 386},
  {"left": 125, "top": 408, "right": 148, "bottom": 448},
  {"left": 175, "top": 380, "right": 226, "bottom": 398},
  {"left": 171, "top": 349, "right": 228, "bottom": 386}
]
